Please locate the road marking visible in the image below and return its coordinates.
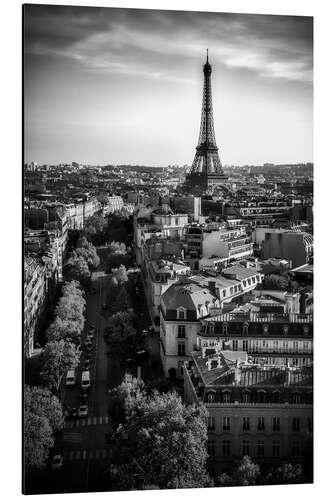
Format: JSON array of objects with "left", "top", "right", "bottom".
[
  {"left": 62, "top": 432, "right": 82, "bottom": 443},
  {"left": 69, "top": 451, "right": 74, "bottom": 460},
  {"left": 87, "top": 418, "right": 91, "bottom": 425},
  {"left": 95, "top": 449, "right": 100, "bottom": 459},
  {"left": 93, "top": 417, "right": 97, "bottom": 425},
  {"left": 75, "top": 450, "right": 81, "bottom": 460},
  {"left": 82, "top": 450, "right": 87, "bottom": 460},
  {"left": 105, "top": 416, "right": 109, "bottom": 424},
  {"left": 99, "top": 416, "right": 103, "bottom": 424}
]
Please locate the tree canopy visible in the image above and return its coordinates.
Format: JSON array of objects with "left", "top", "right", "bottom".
[
  {"left": 24, "top": 411, "right": 54, "bottom": 471},
  {"left": 108, "top": 377, "right": 212, "bottom": 490},
  {"left": 41, "top": 339, "right": 81, "bottom": 393},
  {"left": 24, "top": 385, "right": 64, "bottom": 433}
]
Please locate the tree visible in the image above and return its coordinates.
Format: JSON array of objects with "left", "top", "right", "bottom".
[
  {"left": 24, "top": 385, "right": 64, "bottom": 433},
  {"left": 108, "top": 378, "right": 211, "bottom": 490},
  {"left": 113, "top": 265, "right": 128, "bottom": 285},
  {"left": 64, "top": 254, "right": 91, "bottom": 286},
  {"left": 75, "top": 236, "right": 100, "bottom": 269},
  {"left": 233, "top": 456, "right": 260, "bottom": 486},
  {"left": 46, "top": 316, "right": 82, "bottom": 343},
  {"left": 263, "top": 463, "right": 305, "bottom": 485},
  {"left": 24, "top": 411, "right": 54, "bottom": 470},
  {"left": 41, "top": 340, "right": 81, "bottom": 393},
  {"left": 84, "top": 213, "right": 107, "bottom": 235}
]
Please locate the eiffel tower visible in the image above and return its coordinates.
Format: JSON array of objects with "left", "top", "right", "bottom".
[{"left": 185, "top": 50, "right": 227, "bottom": 193}]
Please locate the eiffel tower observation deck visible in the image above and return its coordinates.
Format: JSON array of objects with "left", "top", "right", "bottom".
[{"left": 185, "top": 50, "right": 228, "bottom": 193}]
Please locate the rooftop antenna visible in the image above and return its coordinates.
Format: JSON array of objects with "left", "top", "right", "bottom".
[{"left": 206, "top": 48, "right": 209, "bottom": 63}]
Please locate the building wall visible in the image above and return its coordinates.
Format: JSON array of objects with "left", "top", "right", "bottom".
[
  {"left": 183, "top": 366, "right": 313, "bottom": 473},
  {"left": 262, "top": 232, "right": 312, "bottom": 268},
  {"left": 160, "top": 317, "right": 200, "bottom": 377}
]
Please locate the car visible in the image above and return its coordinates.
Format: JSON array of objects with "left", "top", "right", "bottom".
[
  {"left": 102, "top": 303, "right": 108, "bottom": 310},
  {"left": 141, "top": 329, "right": 148, "bottom": 335},
  {"left": 89, "top": 327, "right": 96, "bottom": 334},
  {"left": 79, "top": 404, "right": 88, "bottom": 418},
  {"left": 83, "top": 359, "right": 91, "bottom": 371},
  {"left": 86, "top": 342, "right": 93, "bottom": 351},
  {"left": 51, "top": 454, "right": 63, "bottom": 470}
]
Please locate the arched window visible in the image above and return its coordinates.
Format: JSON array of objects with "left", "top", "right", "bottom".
[
  {"left": 243, "top": 323, "right": 249, "bottom": 335},
  {"left": 207, "top": 392, "right": 215, "bottom": 403},
  {"left": 222, "top": 391, "right": 231, "bottom": 404}
]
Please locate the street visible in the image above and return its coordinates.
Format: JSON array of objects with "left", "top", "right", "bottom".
[{"left": 26, "top": 270, "right": 161, "bottom": 494}]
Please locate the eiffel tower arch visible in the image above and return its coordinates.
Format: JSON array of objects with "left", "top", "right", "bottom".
[{"left": 185, "top": 50, "right": 228, "bottom": 193}]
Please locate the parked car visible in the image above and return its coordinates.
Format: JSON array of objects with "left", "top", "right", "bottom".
[
  {"left": 51, "top": 454, "right": 63, "bottom": 470},
  {"left": 102, "top": 303, "right": 108, "bottom": 310},
  {"left": 80, "top": 391, "right": 88, "bottom": 404},
  {"left": 79, "top": 404, "right": 88, "bottom": 418}
]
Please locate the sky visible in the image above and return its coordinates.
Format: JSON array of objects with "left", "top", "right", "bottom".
[{"left": 24, "top": 5, "right": 313, "bottom": 166}]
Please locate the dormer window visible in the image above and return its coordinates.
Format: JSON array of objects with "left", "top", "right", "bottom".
[
  {"left": 209, "top": 323, "right": 215, "bottom": 335},
  {"left": 207, "top": 393, "right": 215, "bottom": 403},
  {"left": 243, "top": 323, "right": 249, "bottom": 335},
  {"left": 177, "top": 307, "right": 186, "bottom": 320},
  {"left": 223, "top": 323, "right": 228, "bottom": 335},
  {"left": 263, "top": 324, "right": 269, "bottom": 334}
]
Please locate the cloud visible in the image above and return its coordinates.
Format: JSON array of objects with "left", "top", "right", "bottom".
[{"left": 24, "top": 5, "right": 313, "bottom": 84}]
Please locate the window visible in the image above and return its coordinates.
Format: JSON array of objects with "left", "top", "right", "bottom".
[
  {"left": 242, "top": 440, "right": 250, "bottom": 456},
  {"left": 209, "top": 323, "right": 215, "bottom": 335},
  {"left": 243, "top": 417, "right": 250, "bottom": 431},
  {"left": 223, "top": 416, "right": 230, "bottom": 431},
  {"left": 223, "top": 323, "right": 228, "bottom": 335},
  {"left": 243, "top": 324, "right": 249, "bottom": 335},
  {"left": 272, "top": 440, "right": 280, "bottom": 457},
  {"left": 258, "top": 392, "right": 266, "bottom": 404},
  {"left": 243, "top": 340, "right": 248, "bottom": 351},
  {"left": 293, "top": 341, "right": 299, "bottom": 352},
  {"left": 232, "top": 340, "right": 238, "bottom": 351},
  {"left": 207, "top": 393, "right": 215, "bottom": 403},
  {"left": 292, "top": 392, "right": 301, "bottom": 404},
  {"left": 292, "top": 441, "right": 300, "bottom": 457},
  {"left": 257, "top": 417, "right": 265, "bottom": 431},
  {"left": 257, "top": 441, "right": 265, "bottom": 458},
  {"left": 222, "top": 440, "right": 231, "bottom": 456},
  {"left": 207, "top": 440, "right": 215, "bottom": 457},
  {"left": 292, "top": 418, "right": 300, "bottom": 432},
  {"left": 207, "top": 416, "right": 215, "bottom": 431},
  {"left": 178, "top": 343, "right": 185, "bottom": 356},
  {"left": 273, "top": 392, "right": 281, "bottom": 404},
  {"left": 242, "top": 392, "right": 250, "bottom": 403},
  {"left": 177, "top": 308, "right": 186, "bottom": 320},
  {"left": 178, "top": 325, "right": 185, "bottom": 338},
  {"left": 223, "top": 392, "right": 231, "bottom": 404},
  {"left": 272, "top": 417, "right": 280, "bottom": 431},
  {"left": 308, "top": 418, "right": 313, "bottom": 433}
]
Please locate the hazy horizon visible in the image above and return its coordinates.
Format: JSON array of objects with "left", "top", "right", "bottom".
[{"left": 24, "top": 6, "right": 313, "bottom": 167}]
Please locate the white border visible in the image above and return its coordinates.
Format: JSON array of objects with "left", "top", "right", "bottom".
[{"left": 1, "top": 0, "right": 332, "bottom": 499}]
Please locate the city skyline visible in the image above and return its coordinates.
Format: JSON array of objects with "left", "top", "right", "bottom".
[{"left": 24, "top": 5, "right": 313, "bottom": 166}]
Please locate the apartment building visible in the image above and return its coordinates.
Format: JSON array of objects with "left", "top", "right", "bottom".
[{"left": 184, "top": 346, "right": 313, "bottom": 475}]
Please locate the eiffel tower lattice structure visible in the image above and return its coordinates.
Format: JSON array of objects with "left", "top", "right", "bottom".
[{"left": 185, "top": 50, "right": 227, "bottom": 193}]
